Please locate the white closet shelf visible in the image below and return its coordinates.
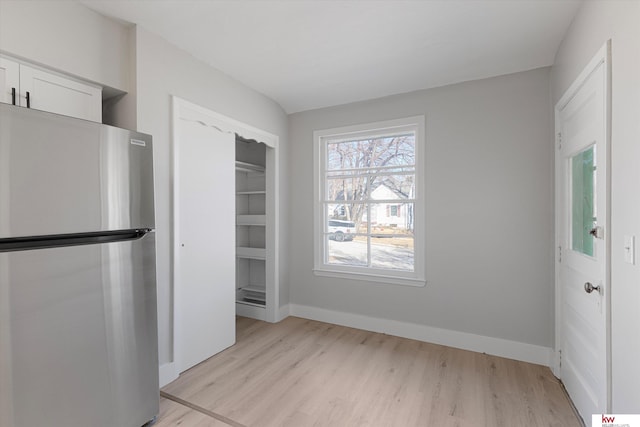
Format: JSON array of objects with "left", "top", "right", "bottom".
[
  {"left": 237, "top": 215, "right": 266, "bottom": 226},
  {"left": 235, "top": 161, "right": 264, "bottom": 173},
  {"left": 237, "top": 286, "right": 266, "bottom": 305},
  {"left": 240, "top": 286, "right": 265, "bottom": 294},
  {"left": 236, "top": 247, "right": 266, "bottom": 260},
  {"left": 236, "top": 299, "right": 266, "bottom": 308},
  {"left": 236, "top": 190, "right": 266, "bottom": 195}
]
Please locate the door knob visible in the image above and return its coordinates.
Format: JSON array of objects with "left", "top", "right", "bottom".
[
  {"left": 584, "top": 282, "right": 601, "bottom": 294},
  {"left": 589, "top": 226, "right": 603, "bottom": 239}
]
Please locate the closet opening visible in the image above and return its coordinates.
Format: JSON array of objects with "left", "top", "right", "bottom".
[{"left": 235, "top": 134, "right": 277, "bottom": 321}]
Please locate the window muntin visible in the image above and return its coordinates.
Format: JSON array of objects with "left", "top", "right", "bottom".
[{"left": 314, "top": 117, "right": 425, "bottom": 286}]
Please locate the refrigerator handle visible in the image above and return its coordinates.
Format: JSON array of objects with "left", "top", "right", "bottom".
[
  {"left": 26, "top": 91, "right": 30, "bottom": 108},
  {"left": 0, "top": 228, "right": 153, "bottom": 253},
  {"left": 11, "top": 87, "right": 16, "bottom": 105}
]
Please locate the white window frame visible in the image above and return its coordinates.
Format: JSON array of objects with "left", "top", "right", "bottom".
[{"left": 313, "top": 116, "right": 426, "bottom": 287}]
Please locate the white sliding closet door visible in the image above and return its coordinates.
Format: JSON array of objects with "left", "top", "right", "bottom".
[{"left": 175, "top": 107, "right": 235, "bottom": 373}]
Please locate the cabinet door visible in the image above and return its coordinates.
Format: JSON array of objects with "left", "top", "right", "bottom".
[
  {"left": 19, "top": 65, "right": 102, "bottom": 122},
  {"left": 0, "top": 58, "right": 19, "bottom": 106}
]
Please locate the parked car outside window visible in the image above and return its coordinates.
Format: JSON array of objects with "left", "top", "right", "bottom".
[{"left": 328, "top": 220, "right": 355, "bottom": 242}]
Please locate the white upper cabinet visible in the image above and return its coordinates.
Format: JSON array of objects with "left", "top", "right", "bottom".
[
  {"left": 0, "top": 58, "right": 19, "bottom": 106},
  {"left": 20, "top": 65, "right": 102, "bottom": 122},
  {"left": 0, "top": 57, "right": 102, "bottom": 122}
]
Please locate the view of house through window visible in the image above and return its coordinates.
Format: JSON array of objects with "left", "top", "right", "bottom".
[{"left": 315, "top": 117, "right": 424, "bottom": 285}]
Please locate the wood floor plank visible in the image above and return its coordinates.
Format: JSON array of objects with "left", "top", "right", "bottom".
[
  {"left": 153, "top": 396, "right": 232, "bottom": 427},
  {"left": 161, "top": 316, "right": 582, "bottom": 427}
]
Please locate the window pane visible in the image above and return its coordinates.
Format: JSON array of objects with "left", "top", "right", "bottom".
[
  {"left": 326, "top": 237, "right": 367, "bottom": 266},
  {"left": 327, "top": 134, "right": 415, "bottom": 171},
  {"left": 370, "top": 202, "right": 414, "bottom": 272},
  {"left": 370, "top": 203, "right": 414, "bottom": 232},
  {"left": 326, "top": 177, "right": 369, "bottom": 201},
  {"left": 327, "top": 202, "right": 368, "bottom": 229},
  {"left": 371, "top": 174, "right": 415, "bottom": 201},
  {"left": 371, "top": 236, "right": 414, "bottom": 271},
  {"left": 571, "top": 146, "right": 595, "bottom": 256}
]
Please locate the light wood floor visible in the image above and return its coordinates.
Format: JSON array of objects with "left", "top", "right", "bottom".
[{"left": 156, "top": 316, "right": 582, "bottom": 427}]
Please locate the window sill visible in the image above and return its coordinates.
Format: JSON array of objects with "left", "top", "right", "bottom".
[{"left": 313, "top": 268, "right": 426, "bottom": 287}]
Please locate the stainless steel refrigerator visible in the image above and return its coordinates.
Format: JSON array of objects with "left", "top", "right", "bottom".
[{"left": 0, "top": 103, "right": 159, "bottom": 427}]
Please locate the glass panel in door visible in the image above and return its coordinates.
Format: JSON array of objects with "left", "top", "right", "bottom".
[{"left": 571, "top": 145, "right": 596, "bottom": 256}]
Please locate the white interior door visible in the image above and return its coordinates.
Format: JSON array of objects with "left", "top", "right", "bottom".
[
  {"left": 175, "top": 106, "right": 236, "bottom": 373},
  {"left": 555, "top": 43, "right": 610, "bottom": 420}
]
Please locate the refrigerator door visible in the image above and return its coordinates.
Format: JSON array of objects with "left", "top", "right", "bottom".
[
  {"left": 0, "top": 104, "right": 154, "bottom": 239},
  {"left": 0, "top": 232, "right": 159, "bottom": 427}
]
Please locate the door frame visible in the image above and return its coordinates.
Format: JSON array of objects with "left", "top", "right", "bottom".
[
  {"left": 169, "top": 96, "right": 280, "bottom": 384},
  {"left": 554, "top": 41, "right": 612, "bottom": 410}
]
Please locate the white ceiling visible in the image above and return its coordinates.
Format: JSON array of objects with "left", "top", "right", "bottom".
[{"left": 82, "top": 0, "right": 582, "bottom": 114}]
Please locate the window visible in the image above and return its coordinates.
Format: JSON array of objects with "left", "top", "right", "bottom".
[{"left": 313, "top": 116, "right": 425, "bottom": 286}]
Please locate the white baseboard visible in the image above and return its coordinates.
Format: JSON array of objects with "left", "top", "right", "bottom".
[
  {"left": 277, "top": 303, "right": 291, "bottom": 322},
  {"left": 159, "top": 362, "right": 178, "bottom": 388},
  {"left": 289, "top": 304, "right": 553, "bottom": 367}
]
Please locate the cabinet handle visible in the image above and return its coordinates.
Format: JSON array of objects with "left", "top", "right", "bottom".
[
  {"left": 26, "top": 91, "right": 30, "bottom": 108},
  {"left": 11, "top": 87, "right": 16, "bottom": 105}
]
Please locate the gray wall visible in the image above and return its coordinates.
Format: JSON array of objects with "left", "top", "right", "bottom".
[
  {"left": 0, "top": 0, "right": 131, "bottom": 92},
  {"left": 551, "top": 0, "right": 640, "bottom": 412},
  {"left": 135, "top": 28, "right": 290, "bottom": 368},
  {"left": 288, "top": 67, "right": 554, "bottom": 348}
]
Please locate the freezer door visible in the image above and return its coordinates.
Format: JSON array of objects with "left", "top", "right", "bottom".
[
  {"left": 0, "top": 233, "right": 159, "bottom": 427},
  {"left": 0, "top": 104, "right": 154, "bottom": 239}
]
